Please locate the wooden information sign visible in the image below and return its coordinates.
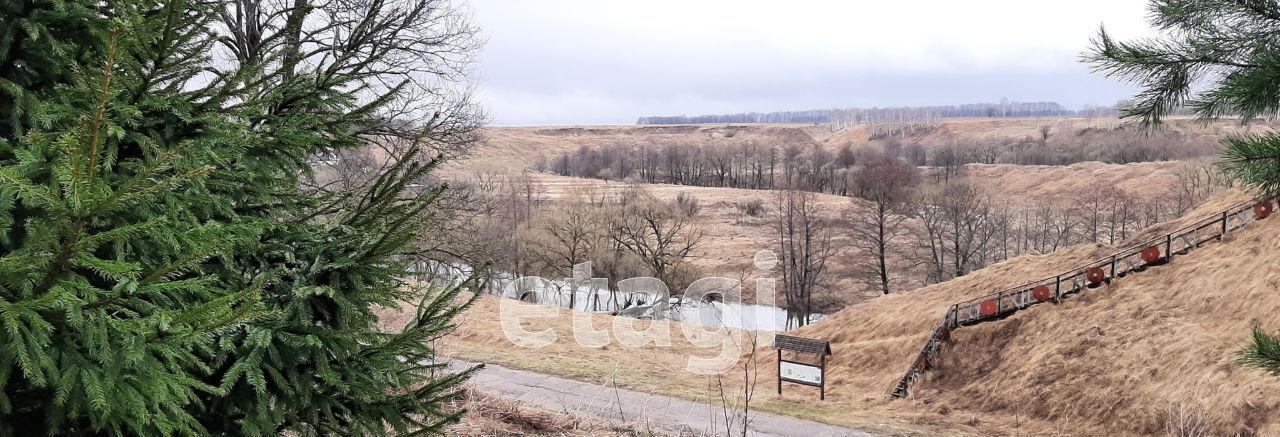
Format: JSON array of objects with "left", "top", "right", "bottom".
[{"left": 774, "top": 334, "right": 832, "bottom": 400}]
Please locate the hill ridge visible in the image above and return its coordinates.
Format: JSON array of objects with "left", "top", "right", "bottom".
[{"left": 889, "top": 197, "right": 1274, "bottom": 399}]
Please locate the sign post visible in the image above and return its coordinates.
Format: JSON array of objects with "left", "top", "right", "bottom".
[{"left": 774, "top": 334, "right": 832, "bottom": 400}]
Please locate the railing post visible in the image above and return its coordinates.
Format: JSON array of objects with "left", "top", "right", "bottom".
[
  {"left": 997, "top": 291, "right": 1004, "bottom": 314},
  {"left": 1166, "top": 234, "right": 1173, "bottom": 263},
  {"left": 1221, "top": 211, "right": 1228, "bottom": 239},
  {"left": 1054, "top": 275, "right": 1061, "bottom": 302},
  {"left": 1110, "top": 255, "right": 1117, "bottom": 281}
]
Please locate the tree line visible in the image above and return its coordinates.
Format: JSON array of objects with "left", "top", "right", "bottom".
[
  {"left": 638, "top": 110, "right": 831, "bottom": 125},
  {"left": 538, "top": 141, "right": 1225, "bottom": 322},
  {"left": 546, "top": 131, "right": 1220, "bottom": 197},
  {"left": 637, "top": 100, "right": 1083, "bottom": 126}
]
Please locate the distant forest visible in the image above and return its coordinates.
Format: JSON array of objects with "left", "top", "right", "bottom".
[{"left": 636, "top": 100, "right": 1121, "bottom": 126}]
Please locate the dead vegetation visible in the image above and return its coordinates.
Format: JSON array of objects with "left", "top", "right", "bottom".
[
  {"left": 448, "top": 388, "right": 646, "bottom": 436},
  {"left": 436, "top": 156, "right": 1225, "bottom": 312},
  {"left": 460, "top": 117, "right": 1265, "bottom": 174},
  {"left": 426, "top": 189, "right": 1280, "bottom": 435},
  {"left": 420, "top": 117, "right": 1280, "bottom": 435},
  {"left": 770, "top": 189, "right": 1280, "bottom": 436},
  {"left": 433, "top": 118, "right": 1238, "bottom": 312}
]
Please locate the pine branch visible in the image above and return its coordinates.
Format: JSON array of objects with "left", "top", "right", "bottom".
[
  {"left": 1219, "top": 133, "right": 1280, "bottom": 197},
  {"left": 1238, "top": 326, "right": 1280, "bottom": 377}
]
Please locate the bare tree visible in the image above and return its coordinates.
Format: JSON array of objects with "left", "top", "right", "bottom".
[
  {"left": 773, "top": 188, "right": 833, "bottom": 327},
  {"left": 1102, "top": 189, "right": 1138, "bottom": 244},
  {"left": 524, "top": 189, "right": 603, "bottom": 272},
  {"left": 846, "top": 154, "right": 917, "bottom": 294},
  {"left": 1076, "top": 182, "right": 1111, "bottom": 243},
  {"left": 912, "top": 190, "right": 950, "bottom": 284},
  {"left": 933, "top": 146, "right": 965, "bottom": 183},
  {"left": 935, "top": 182, "right": 995, "bottom": 278},
  {"left": 610, "top": 186, "right": 704, "bottom": 293},
  {"left": 216, "top": 0, "right": 484, "bottom": 167},
  {"left": 1028, "top": 202, "right": 1075, "bottom": 253},
  {"left": 1171, "top": 158, "right": 1229, "bottom": 216},
  {"left": 532, "top": 155, "right": 549, "bottom": 173}
]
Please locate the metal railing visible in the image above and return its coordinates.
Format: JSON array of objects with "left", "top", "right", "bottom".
[{"left": 889, "top": 199, "right": 1271, "bottom": 399}]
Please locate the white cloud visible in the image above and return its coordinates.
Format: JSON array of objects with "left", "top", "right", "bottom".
[{"left": 466, "top": 0, "right": 1156, "bottom": 125}]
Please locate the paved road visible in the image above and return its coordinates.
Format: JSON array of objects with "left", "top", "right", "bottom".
[{"left": 452, "top": 361, "right": 873, "bottom": 437}]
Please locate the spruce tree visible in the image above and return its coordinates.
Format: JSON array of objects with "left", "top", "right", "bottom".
[
  {"left": 0, "top": 0, "right": 485, "bottom": 435},
  {"left": 0, "top": 15, "right": 264, "bottom": 436},
  {"left": 1085, "top": 0, "right": 1280, "bottom": 381},
  {"left": 0, "top": 0, "right": 106, "bottom": 140}
]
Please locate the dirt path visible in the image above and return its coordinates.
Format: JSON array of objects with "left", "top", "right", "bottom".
[{"left": 452, "top": 361, "right": 874, "bottom": 437}]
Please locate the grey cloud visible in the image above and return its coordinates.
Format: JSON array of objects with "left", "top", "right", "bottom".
[{"left": 467, "top": 1, "right": 1144, "bottom": 125}]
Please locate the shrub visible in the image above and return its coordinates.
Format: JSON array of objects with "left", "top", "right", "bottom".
[
  {"left": 736, "top": 199, "right": 767, "bottom": 217},
  {"left": 675, "top": 192, "right": 702, "bottom": 217}
]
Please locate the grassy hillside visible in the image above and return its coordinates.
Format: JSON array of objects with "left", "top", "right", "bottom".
[
  {"left": 773, "top": 189, "right": 1280, "bottom": 435},
  {"left": 928, "top": 203, "right": 1280, "bottom": 435},
  {"left": 416, "top": 189, "right": 1279, "bottom": 435},
  {"left": 441, "top": 160, "right": 1205, "bottom": 308},
  {"left": 459, "top": 117, "right": 1267, "bottom": 172}
]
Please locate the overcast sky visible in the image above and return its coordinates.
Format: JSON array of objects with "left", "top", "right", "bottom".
[{"left": 466, "top": 0, "right": 1156, "bottom": 126}]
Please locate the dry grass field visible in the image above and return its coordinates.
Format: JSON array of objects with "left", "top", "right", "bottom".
[
  {"left": 439, "top": 160, "right": 1204, "bottom": 308},
  {"left": 397, "top": 189, "right": 1280, "bottom": 436},
  {"left": 433, "top": 117, "right": 1237, "bottom": 309},
  {"left": 481, "top": 172, "right": 855, "bottom": 303},
  {"left": 410, "top": 118, "right": 1280, "bottom": 435},
  {"left": 764, "top": 189, "right": 1280, "bottom": 436},
  {"left": 456, "top": 117, "right": 1266, "bottom": 173},
  {"left": 963, "top": 161, "right": 1184, "bottom": 203}
]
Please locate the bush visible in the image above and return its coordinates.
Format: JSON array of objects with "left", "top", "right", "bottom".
[
  {"left": 675, "top": 192, "right": 702, "bottom": 217},
  {"left": 736, "top": 199, "right": 767, "bottom": 217}
]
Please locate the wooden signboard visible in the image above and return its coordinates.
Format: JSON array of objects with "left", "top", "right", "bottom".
[{"left": 774, "top": 334, "right": 832, "bottom": 400}]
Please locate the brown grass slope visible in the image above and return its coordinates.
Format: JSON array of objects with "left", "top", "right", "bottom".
[
  {"left": 773, "top": 190, "right": 1280, "bottom": 435},
  {"left": 467, "top": 117, "right": 1267, "bottom": 172},
  {"left": 964, "top": 161, "right": 1183, "bottom": 204},
  {"left": 772, "top": 235, "right": 1118, "bottom": 400},
  {"left": 460, "top": 124, "right": 824, "bottom": 172},
  {"left": 929, "top": 207, "right": 1280, "bottom": 435}
]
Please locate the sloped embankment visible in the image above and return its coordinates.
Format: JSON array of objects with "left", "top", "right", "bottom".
[
  {"left": 768, "top": 190, "right": 1279, "bottom": 435},
  {"left": 927, "top": 202, "right": 1280, "bottom": 435}
]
